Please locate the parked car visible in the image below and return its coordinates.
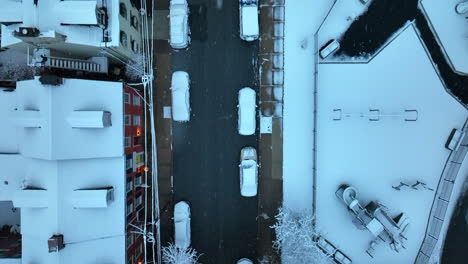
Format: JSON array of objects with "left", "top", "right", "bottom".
[
  {"left": 446, "top": 128, "right": 465, "bottom": 151},
  {"left": 174, "top": 201, "right": 191, "bottom": 249},
  {"left": 237, "top": 258, "right": 253, "bottom": 264},
  {"left": 456, "top": 1, "right": 468, "bottom": 14},
  {"left": 239, "top": 0, "right": 259, "bottom": 41},
  {"left": 170, "top": 0, "right": 189, "bottom": 49},
  {"left": 171, "top": 71, "right": 190, "bottom": 122},
  {"left": 238, "top": 87, "right": 256, "bottom": 135},
  {"left": 239, "top": 147, "right": 258, "bottom": 197},
  {"left": 319, "top": 39, "right": 340, "bottom": 59}
]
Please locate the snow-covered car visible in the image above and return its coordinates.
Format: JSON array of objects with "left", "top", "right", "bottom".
[
  {"left": 456, "top": 1, "right": 468, "bottom": 14},
  {"left": 171, "top": 71, "right": 190, "bottom": 122},
  {"left": 239, "top": 146, "right": 258, "bottom": 197},
  {"left": 237, "top": 258, "right": 253, "bottom": 264},
  {"left": 446, "top": 128, "right": 465, "bottom": 151},
  {"left": 170, "top": 0, "right": 189, "bottom": 49},
  {"left": 319, "top": 39, "right": 340, "bottom": 59},
  {"left": 239, "top": 0, "right": 259, "bottom": 41},
  {"left": 238, "top": 87, "right": 256, "bottom": 135},
  {"left": 174, "top": 201, "right": 191, "bottom": 249}
]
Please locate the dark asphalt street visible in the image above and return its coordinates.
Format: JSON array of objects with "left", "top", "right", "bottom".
[{"left": 171, "top": 0, "right": 259, "bottom": 263}]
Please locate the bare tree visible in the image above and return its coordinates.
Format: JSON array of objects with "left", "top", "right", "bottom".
[
  {"left": 271, "top": 207, "right": 332, "bottom": 264},
  {"left": 162, "top": 243, "right": 200, "bottom": 264}
]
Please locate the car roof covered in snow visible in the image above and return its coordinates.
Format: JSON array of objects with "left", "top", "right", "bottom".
[
  {"left": 241, "top": 159, "right": 257, "bottom": 196},
  {"left": 241, "top": 6, "right": 259, "bottom": 37}
]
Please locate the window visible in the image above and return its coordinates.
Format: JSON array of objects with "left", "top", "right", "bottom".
[
  {"left": 126, "top": 158, "right": 132, "bottom": 171},
  {"left": 131, "top": 40, "right": 139, "bottom": 53},
  {"left": 124, "top": 136, "right": 131, "bottom": 148},
  {"left": 125, "top": 115, "right": 131, "bottom": 126},
  {"left": 133, "top": 115, "right": 141, "bottom": 126},
  {"left": 120, "top": 31, "right": 128, "bottom": 47},
  {"left": 135, "top": 244, "right": 142, "bottom": 258},
  {"left": 126, "top": 233, "right": 134, "bottom": 249},
  {"left": 128, "top": 255, "right": 135, "bottom": 264},
  {"left": 135, "top": 153, "right": 144, "bottom": 165},
  {"left": 136, "top": 194, "right": 142, "bottom": 208},
  {"left": 126, "top": 154, "right": 133, "bottom": 172},
  {"left": 126, "top": 178, "right": 133, "bottom": 193},
  {"left": 133, "top": 136, "right": 141, "bottom": 146},
  {"left": 135, "top": 173, "right": 142, "bottom": 185},
  {"left": 133, "top": 95, "right": 141, "bottom": 106},
  {"left": 119, "top": 3, "right": 127, "bottom": 19},
  {"left": 131, "top": 15, "right": 139, "bottom": 29},
  {"left": 126, "top": 201, "right": 133, "bottom": 216},
  {"left": 96, "top": 8, "right": 107, "bottom": 28},
  {"left": 124, "top": 92, "right": 130, "bottom": 104}
]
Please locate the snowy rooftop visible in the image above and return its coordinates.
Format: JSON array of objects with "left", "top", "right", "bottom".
[
  {"left": 315, "top": 26, "right": 468, "bottom": 263},
  {"left": 421, "top": 0, "right": 468, "bottom": 74},
  {"left": 17, "top": 157, "right": 126, "bottom": 264},
  {"left": 0, "top": 77, "right": 128, "bottom": 263},
  {"left": 0, "top": 0, "right": 120, "bottom": 49},
  {"left": 13, "top": 78, "right": 123, "bottom": 160}
]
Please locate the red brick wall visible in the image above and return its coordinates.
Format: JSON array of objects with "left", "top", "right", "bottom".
[{"left": 124, "top": 85, "right": 146, "bottom": 264}]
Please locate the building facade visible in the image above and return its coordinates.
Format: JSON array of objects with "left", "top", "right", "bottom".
[
  {"left": 0, "top": 78, "right": 147, "bottom": 264},
  {"left": 0, "top": 0, "right": 143, "bottom": 73},
  {"left": 124, "top": 85, "right": 146, "bottom": 264}
]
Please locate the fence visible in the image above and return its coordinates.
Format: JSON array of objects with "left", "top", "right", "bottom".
[{"left": 415, "top": 119, "right": 468, "bottom": 264}]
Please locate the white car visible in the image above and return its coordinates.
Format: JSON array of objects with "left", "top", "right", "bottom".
[
  {"left": 239, "top": 147, "right": 258, "bottom": 197},
  {"left": 238, "top": 87, "right": 256, "bottom": 135},
  {"left": 319, "top": 39, "right": 340, "bottom": 59},
  {"left": 174, "top": 201, "right": 191, "bottom": 249},
  {"left": 171, "top": 71, "right": 190, "bottom": 122},
  {"left": 456, "top": 1, "right": 468, "bottom": 14},
  {"left": 170, "top": 0, "right": 189, "bottom": 49},
  {"left": 237, "top": 258, "right": 253, "bottom": 264},
  {"left": 239, "top": 0, "right": 259, "bottom": 41}
]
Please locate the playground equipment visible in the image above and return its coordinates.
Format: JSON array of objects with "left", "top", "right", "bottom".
[
  {"left": 336, "top": 185, "right": 410, "bottom": 257},
  {"left": 332, "top": 109, "right": 418, "bottom": 122}
]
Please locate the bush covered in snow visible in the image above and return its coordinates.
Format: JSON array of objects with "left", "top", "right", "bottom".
[
  {"left": 0, "top": 49, "right": 37, "bottom": 81},
  {"left": 271, "top": 207, "right": 332, "bottom": 264},
  {"left": 162, "top": 243, "right": 200, "bottom": 264}
]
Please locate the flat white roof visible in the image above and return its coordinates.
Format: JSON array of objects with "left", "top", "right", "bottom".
[
  {"left": 15, "top": 78, "right": 123, "bottom": 160},
  {"left": 0, "top": 0, "right": 120, "bottom": 49},
  {"left": 19, "top": 157, "right": 126, "bottom": 264}
]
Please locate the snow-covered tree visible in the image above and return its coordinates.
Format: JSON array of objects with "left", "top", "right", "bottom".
[
  {"left": 125, "top": 54, "right": 146, "bottom": 81},
  {"left": 162, "top": 243, "right": 200, "bottom": 264},
  {"left": 271, "top": 207, "right": 332, "bottom": 264},
  {"left": 0, "top": 49, "right": 38, "bottom": 81}
]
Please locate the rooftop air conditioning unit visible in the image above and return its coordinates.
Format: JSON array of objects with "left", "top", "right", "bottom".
[
  {"left": 17, "top": 27, "right": 40, "bottom": 37},
  {"left": 48, "top": 234, "right": 65, "bottom": 252}
]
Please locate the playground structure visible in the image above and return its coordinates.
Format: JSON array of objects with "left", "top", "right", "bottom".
[
  {"left": 332, "top": 108, "right": 418, "bottom": 122},
  {"left": 335, "top": 185, "right": 410, "bottom": 258}
]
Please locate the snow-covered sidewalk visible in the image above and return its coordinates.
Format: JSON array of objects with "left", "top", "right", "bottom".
[{"left": 283, "top": 0, "right": 334, "bottom": 212}]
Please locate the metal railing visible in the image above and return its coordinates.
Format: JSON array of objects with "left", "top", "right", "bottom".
[
  {"left": 415, "top": 119, "right": 468, "bottom": 264},
  {"left": 46, "top": 56, "right": 102, "bottom": 73}
]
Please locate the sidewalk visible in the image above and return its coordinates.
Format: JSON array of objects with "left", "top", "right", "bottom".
[
  {"left": 257, "top": 0, "right": 284, "bottom": 263},
  {"left": 153, "top": 0, "right": 174, "bottom": 252}
]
